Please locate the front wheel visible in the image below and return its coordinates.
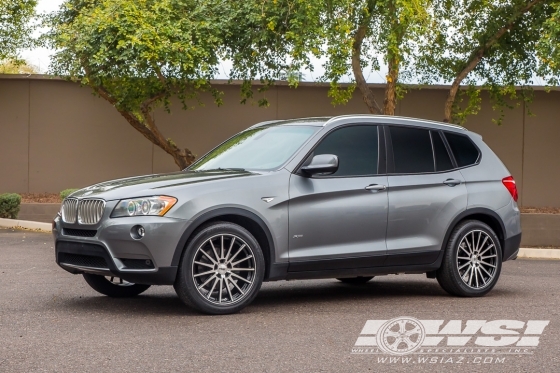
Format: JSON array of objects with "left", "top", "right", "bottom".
[
  {"left": 174, "top": 222, "right": 265, "bottom": 315},
  {"left": 83, "top": 273, "right": 151, "bottom": 297},
  {"left": 436, "top": 220, "right": 502, "bottom": 297}
]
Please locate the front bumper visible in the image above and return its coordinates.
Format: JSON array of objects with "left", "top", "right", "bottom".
[{"left": 53, "top": 213, "right": 189, "bottom": 285}]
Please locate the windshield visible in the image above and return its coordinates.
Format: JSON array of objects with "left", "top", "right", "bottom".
[{"left": 190, "top": 125, "right": 319, "bottom": 171}]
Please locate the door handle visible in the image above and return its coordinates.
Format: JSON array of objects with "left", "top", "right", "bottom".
[
  {"left": 443, "top": 178, "right": 462, "bottom": 187},
  {"left": 365, "top": 184, "right": 387, "bottom": 191}
]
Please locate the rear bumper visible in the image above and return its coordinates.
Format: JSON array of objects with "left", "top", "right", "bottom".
[{"left": 503, "top": 232, "right": 522, "bottom": 261}]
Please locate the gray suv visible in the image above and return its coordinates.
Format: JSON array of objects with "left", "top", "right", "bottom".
[{"left": 53, "top": 115, "right": 521, "bottom": 314}]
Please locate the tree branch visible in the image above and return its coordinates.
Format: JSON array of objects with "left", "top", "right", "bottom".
[{"left": 443, "top": 0, "right": 544, "bottom": 122}]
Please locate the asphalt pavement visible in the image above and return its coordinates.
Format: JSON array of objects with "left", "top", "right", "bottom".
[{"left": 1, "top": 228, "right": 559, "bottom": 373}]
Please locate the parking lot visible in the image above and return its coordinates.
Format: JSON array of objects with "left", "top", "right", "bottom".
[{"left": 1, "top": 228, "right": 559, "bottom": 372}]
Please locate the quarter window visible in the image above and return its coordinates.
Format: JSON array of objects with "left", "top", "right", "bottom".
[
  {"left": 444, "top": 132, "right": 479, "bottom": 167},
  {"left": 312, "top": 125, "right": 378, "bottom": 177},
  {"left": 389, "top": 126, "right": 434, "bottom": 173}
]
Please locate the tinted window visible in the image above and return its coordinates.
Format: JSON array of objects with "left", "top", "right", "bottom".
[
  {"left": 390, "top": 127, "right": 434, "bottom": 173},
  {"left": 312, "top": 126, "right": 378, "bottom": 177},
  {"left": 431, "top": 131, "right": 454, "bottom": 172},
  {"left": 444, "top": 132, "right": 479, "bottom": 167}
]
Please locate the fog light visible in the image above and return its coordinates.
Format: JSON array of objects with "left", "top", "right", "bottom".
[{"left": 130, "top": 225, "right": 145, "bottom": 240}]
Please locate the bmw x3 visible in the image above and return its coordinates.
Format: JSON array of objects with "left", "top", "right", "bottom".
[{"left": 53, "top": 115, "right": 522, "bottom": 314}]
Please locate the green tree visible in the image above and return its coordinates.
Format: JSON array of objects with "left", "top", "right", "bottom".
[
  {"left": 227, "top": 0, "right": 431, "bottom": 116},
  {"left": 415, "top": 0, "right": 553, "bottom": 123},
  {"left": 0, "top": 0, "right": 37, "bottom": 62},
  {"left": 230, "top": 0, "right": 555, "bottom": 124},
  {"left": 47, "top": 0, "right": 235, "bottom": 169},
  {"left": 538, "top": 1, "right": 560, "bottom": 85}
]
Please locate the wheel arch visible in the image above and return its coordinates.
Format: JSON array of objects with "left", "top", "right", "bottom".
[
  {"left": 171, "top": 207, "right": 276, "bottom": 280},
  {"left": 442, "top": 208, "right": 506, "bottom": 257}
]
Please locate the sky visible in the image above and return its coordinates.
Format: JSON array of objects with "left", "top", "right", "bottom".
[{"left": 21, "top": 0, "right": 386, "bottom": 83}]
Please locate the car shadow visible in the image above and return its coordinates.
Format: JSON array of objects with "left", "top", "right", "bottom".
[{"left": 55, "top": 277, "right": 515, "bottom": 316}]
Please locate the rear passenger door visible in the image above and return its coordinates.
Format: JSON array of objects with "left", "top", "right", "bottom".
[{"left": 385, "top": 126, "right": 468, "bottom": 266}]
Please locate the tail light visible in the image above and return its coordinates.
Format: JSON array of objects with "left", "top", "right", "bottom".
[{"left": 502, "top": 176, "right": 518, "bottom": 202}]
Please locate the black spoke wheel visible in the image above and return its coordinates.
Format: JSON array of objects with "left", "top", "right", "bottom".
[
  {"left": 436, "top": 220, "right": 502, "bottom": 297},
  {"left": 337, "top": 276, "right": 374, "bottom": 284},
  {"left": 174, "top": 222, "right": 265, "bottom": 314},
  {"left": 83, "top": 273, "right": 150, "bottom": 298}
]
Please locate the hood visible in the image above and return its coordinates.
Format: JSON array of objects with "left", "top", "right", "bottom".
[{"left": 69, "top": 169, "right": 258, "bottom": 201}]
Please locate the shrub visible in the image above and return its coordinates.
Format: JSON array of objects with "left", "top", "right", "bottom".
[
  {"left": 0, "top": 193, "right": 22, "bottom": 219},
  {"left": 60, "top": 189, "right": 79, "bottom": 200}
]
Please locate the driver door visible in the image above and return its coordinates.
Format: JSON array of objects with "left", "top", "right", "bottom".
[{"left": 287, "top": 125, "right": 388, "bottom": 271}]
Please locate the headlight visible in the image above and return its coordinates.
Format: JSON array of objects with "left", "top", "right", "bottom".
[{"left": 111, "top": 196, "right": 177, "bottom": 218}]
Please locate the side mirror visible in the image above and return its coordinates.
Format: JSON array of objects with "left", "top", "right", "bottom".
[{"left": 301, "top": 154, "right": 339, "bottom": 176}]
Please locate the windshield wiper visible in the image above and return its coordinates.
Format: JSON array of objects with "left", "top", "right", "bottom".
[{"left": 194, "top": 167, "right": 246, "bottom": 172}]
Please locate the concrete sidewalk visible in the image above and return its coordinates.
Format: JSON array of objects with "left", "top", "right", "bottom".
[{"left": 0, "top": 218, "right": 558, "bottom": 259}]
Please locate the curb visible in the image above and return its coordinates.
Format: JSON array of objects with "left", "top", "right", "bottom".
[
  {"left": 518, "top": 248, "right": 560, "bottom": 260},
  {"left": 0, "top": 217, "right": 52, "bottom": 232}
]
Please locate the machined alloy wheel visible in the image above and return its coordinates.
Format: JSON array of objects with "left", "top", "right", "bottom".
[
  {"left": 174, "top": 222, "right": 265, "bottom": 314},
  {"left": 456, "top": 230, "right": 498, "bottom": 289},
  {"left": 436, "top": 220, "right": 502, "bottom": 297},
  {"left": 192, "top": 234, "right": 257, "bottom": 305}
]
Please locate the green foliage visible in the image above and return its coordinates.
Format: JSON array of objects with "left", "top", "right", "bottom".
[
  {"left": 0, "top": 0, "right": 37, "bottom": 62},
  {"left": 0, "top": 193, "right": 22, "bottom": 219},
  {"left": 413, "top": 0, "right": 554, "bottom": 123},
  {"left": 60, "top": 189, "right": 78, "bottom": 200},
  {"left": 538, "top": 2, "right": 560, "bottom": 85},
  {"left": 47, "top": 0, "right": 227, "bottom": 113}
]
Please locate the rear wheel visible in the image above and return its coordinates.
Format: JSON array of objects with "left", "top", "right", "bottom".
[
  {"left": 83, "top": 273, "right": 151, "bottom": 298},
  {"left": 174, "top": 222, "right": 265, "bottom": 315},
  {"left": 436, "top": 220, "right": 502, "bottom": 297},
  {"left": 336, "top": 276, "right": 374, "bottom": 284}
]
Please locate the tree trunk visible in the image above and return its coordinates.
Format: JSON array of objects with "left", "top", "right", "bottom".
[
  {"left": 352, "top": 20, "right": 382, "bottom": 114},
  {"left": 443, "top": 0, "right": 544, "bottom": 123},
  {"left": 384, "top": 55, "right": 398, "bottom": 115},
  {"left": 94, "top": 85, "right": 196, "bottom": 169}
]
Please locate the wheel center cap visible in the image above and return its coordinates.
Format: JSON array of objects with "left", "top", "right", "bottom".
[{"left": 217, "top": 264, "right": 228, "bottom": 275}]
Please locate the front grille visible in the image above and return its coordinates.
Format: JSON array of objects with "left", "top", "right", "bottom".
[
  {"left": 61, "top": 198, "right": 78, "bottom": 223},
  {"left": 58, "top": 252, "right": 108, "bottom": 269},
  {"left": 120, "top": 258, "right": 155, "bottom": 270},
  {"left": 61, "top": 198, "right": 105, "bottom": 225},
  {"left": 78, "top": 199, "right": 105, "bottom": 225},
  {"left": 62, "top": 228, "right": 97, "bottom": 237}
]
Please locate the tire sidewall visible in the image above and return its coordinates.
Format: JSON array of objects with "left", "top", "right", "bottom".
[
  {"left": 175, "top": 222, "right": 265, "bottom": 314},
  {"left": 445, "top": 221, "right": 503, "bottom": 296}
]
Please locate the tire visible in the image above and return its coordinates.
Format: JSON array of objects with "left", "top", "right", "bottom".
[
  {"left": 336, "top": 276, "right": 374, "bottom": 284},
  {"left": 83, "top": 273, "right": 151, "bottom": 298},
  {"left": 174, "top": 222, "right": 265, "bottom": 315},
  {"left": 436, "top": 220, "right": 502, "bottom": 297}
]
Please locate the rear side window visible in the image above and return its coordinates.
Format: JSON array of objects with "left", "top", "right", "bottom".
[
  {"left": 312, "top": 125, "right": 378, "bottom": 177},
  {"left": 389, "top": 126, "right": 434, "bottom": 173},
  {"left": 431, "top": 131, "right": 454, "bottom": 172},
  {"left": 444, "top": 132, "right": 479, "bottom": 167}
]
